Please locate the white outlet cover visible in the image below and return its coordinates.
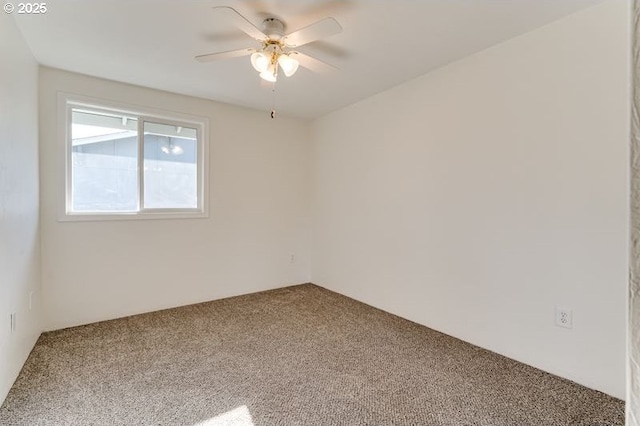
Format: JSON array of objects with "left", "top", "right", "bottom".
[{"left": 555, "top": 306, "right": 573, "bottom": 329}]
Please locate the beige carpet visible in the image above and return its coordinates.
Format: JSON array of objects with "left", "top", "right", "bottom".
[{"left": 0, "top": 284, "right": 624, "bottom": 425}]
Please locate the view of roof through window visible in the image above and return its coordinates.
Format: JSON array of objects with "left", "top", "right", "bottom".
[{"left": 70, "top": 108, "right": 198, "bottom": 212}]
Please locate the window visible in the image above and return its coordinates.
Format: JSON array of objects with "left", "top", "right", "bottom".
[{"left": 61, "top": 95, "right": 208, "bottom": 220}]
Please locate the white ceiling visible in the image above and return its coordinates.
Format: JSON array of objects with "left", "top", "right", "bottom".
[{"left": 14, "top": 0, "right": 605, "bottom": 119}]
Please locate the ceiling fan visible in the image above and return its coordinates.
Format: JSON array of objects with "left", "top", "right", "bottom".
[{"left": 196, "top": 6, "right": 343, "bottom": 83}]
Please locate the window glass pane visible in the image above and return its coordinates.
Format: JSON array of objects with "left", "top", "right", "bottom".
[
  {"left": 71, "top": 109, "right": 138, "bottom": 212},
  {"left": 143, "top": 122, "right": 198, "bottom": 209}
]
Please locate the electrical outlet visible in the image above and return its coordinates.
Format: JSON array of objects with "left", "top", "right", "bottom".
[
  {"left": 555, "top": 306, "right": 573, "bottom": 329},
  {"left": 289, "top": 254, "right": 296, "bottom": 264},
  {"left": 10, "top": 313, "right": 16, "bottom": 333}
]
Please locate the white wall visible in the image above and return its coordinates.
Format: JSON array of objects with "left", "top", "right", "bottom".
[
  {"left": 312, "top": 0, "right": 629, "bottom": 399},
  {"left": 0, "top": 15, "right": 42, "bottom": 404},
  {"left": 39, "top": 68, "right": 312, "bottom": 331},
  {"left": 629, "top": 1, "right": 640, "bottom": 423}
]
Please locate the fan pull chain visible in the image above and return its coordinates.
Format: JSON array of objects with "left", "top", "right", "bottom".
[{"left": 270, "top": 81, "right": 277, "bottom": 119}]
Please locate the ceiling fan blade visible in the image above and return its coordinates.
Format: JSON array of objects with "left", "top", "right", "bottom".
[
  {"left": 195, "top": 48, "right": 254, "bottom": 63},
  {"left": 284, "top": 17, "right": 342, "bottom": 48},
  {"left": 291, "top": 52, "right": 337, "bottom": 73},
  {"left": 213, "top": 6, "right": 266, "bottom": 41},
  {"left": 303, "top": 40, "right": 350, "bottom": 59}
]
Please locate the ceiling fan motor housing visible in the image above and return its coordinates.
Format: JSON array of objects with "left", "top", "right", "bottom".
[{"left": 262, "top": 18, "right": 285, "bottom": 41}]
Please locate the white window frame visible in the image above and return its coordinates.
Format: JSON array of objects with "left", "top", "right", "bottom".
[{"left": 58, "top": 93, "right": 209, "bottom": 221}]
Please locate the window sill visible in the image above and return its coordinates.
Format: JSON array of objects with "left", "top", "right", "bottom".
[{"left": 58, "top": 210, "right": 209, "bottom": 222}]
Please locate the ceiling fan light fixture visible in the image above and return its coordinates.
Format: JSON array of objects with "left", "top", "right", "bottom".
[
  {"left": 259, "top": 63, "right": 278, "bottom": 82},
  {"left": 259, "top": 70, "right": 277, "bottom": 82},
  {"left": 278, "top": 54, "right": 299, "bottom": 77},
  {"left": 196, "top": 7, "right": 342, "bottom": 91},
  {"left": 161, "top": 138, "right": 184, "bottom": 155},
  {"left": 250, "top": 51, "right": 270, "bottom": 73}
]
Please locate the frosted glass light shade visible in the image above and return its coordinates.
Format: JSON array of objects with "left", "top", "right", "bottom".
[
  {"left": 278, "top": 54, "right": 299, "bottom": 77},
  {"left": 259, "top": 63, "right": 277, "bottom": 82},
  {"left": 250, "top": 52, "right": 270, "bottom": 72},
  {"left": 259, "top": 71, "right": 277, "bottom": 82}
]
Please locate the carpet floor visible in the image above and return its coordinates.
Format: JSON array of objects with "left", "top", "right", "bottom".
[{"left": 0, "top": 284, "right": 625, "bottom": 425}]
